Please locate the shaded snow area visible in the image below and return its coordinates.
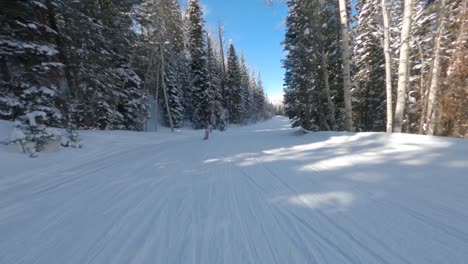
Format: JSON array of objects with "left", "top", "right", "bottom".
[
  {"left": 0, "top": 120, "right": 14, "bottom": 144},
  {"left": 1, "top": 117, "right": 468, "bottom": 263}
]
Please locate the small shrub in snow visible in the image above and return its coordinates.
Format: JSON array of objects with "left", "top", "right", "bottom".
[
  {"left": 61, "top": 131, "right": 82, "bottom": 149},
  {"left": 9, "top": 125, "right": 27, "bottom": 151},
  {"left": 10, "top": 117, "right": 61, "bottom": 157},
  {"left": 217, "top": 109, "right": 228, "bottom": 131},
  {"left": 61, "top": 102, "right": 83, "bottom": 149}
]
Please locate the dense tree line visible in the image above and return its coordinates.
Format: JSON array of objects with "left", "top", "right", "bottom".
[
  {"left": 283, "top": 0, "right": 467, "bottom": 137},
  {"left": 0, "top": 0, "right": 274, "bottom": 155}
]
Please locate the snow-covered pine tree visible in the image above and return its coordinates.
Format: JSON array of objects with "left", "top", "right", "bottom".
[
  {"left": 217, "top": 22, "right": 228, "bottom": 108},
  {"left": 0, "top": 1, "right": 64, "bottom": 122},
  {"left": 353, "top": 0, "right": 386, "bottom": 131},
  {"left": 162, "top": 54, "right": 185, "bottom": 128},
  {"left": 158, "top": 0, "right": 187, "bottom": 128},
  {"left": 212, "top": 32, "right": 229, "bottom": 130},
  {"left": 239, "top": 54, "right": 253, "bottom": 124},
  {"left": 283, "top": 0, "right": 322, "bottom": 130},
  {"left": 283, "top": 0, "right": 305, "bottom": 128},
  {"left": 97, "top": 0, "right": 148, "bottom": 130},
  {"left": 0, "top": 1, "right": 27, "bottom": 121},
  {"left": 61, "top": 98, "right": 82, "bottom": 149},
  {"left": 116, "top": 66, "right": 149, "bottom": 131},
  {"left": 178, "top": 51, "right": 193, "bottom": 124},
  {"left": 2, "top": 0, "right": 262, "bottom": 136},
  {"left": 263, "top": 95, "right": 276, "bottom": 119},
  {"left": 1, "top": 0, "right": 64, "bottom": 156},
  {"left": 187, "top": 0, "right": 211, "bottom": 129},
  {"left": 165, "top": 0, "right": 186, "bottom": 55},
  {"left": 206, "top": 34, "right": 225, "bottom": 129},
  {"left": 249, "top": 70, "right": 259, "bottom": 121},
  {"left": 225, "top": 41, "right": 242, "bottom": 124},
  {"left": 255, "top": 72, "right": 267, "bottom": 121},
  {"left": 52, "top": 0, "right": 114, "bottom": 129},
  {"left": 50, "top": 0, "right": 148, "bottom": 130},
  {"left": 317, "top": 0, "right": 342, "bottom": 131},
  {"left": 134, "top": 0, "right": 165, "bottom": 131}
]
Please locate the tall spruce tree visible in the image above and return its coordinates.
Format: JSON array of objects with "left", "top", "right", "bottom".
[
  {"left": 283, "top": 0, "right": 322, "bottom": 130},
  {"left": 206, "top": 34, "right": 225, "bottom": 128},
  {"left": 1, "top": 0, "right": 63, "bottom": 155},
  {"left": 187, "top": 0, "right": 210, "bottom": 129},
  {"left": 225, "top": 41, "right": 242, "bottom": 124},
  {"left": 353, "top": 0, "right": 386, "bottom": 131},
  {"left": 249, "top": 70, "right": 260, "bottom": 121},
  {"left": 239, "top": 54, "right": 253, "bottom": 124},
  {"left": 255, "top": 72, "right": 267, "bottom": 121},
  {"left": 161, "top": 0, "right": 186, "bottom": 128}
]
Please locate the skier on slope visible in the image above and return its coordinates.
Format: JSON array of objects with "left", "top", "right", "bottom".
[{"left": 203, "top": 124, "right": 212, "bottom": 140}]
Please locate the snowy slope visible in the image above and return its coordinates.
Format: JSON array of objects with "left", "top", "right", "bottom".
[
  {"left": 0, "top": 120, "right": 14, "bottom": 144},
  {"left": 1, "top": 117, "right": 468, "bottom": 264}
]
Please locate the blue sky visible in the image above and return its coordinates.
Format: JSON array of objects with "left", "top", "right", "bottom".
[{"left": 181, "top": 0, "right": 288, "bottom": 104}]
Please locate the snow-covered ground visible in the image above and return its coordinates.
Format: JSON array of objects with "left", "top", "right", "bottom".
[{"left": 1, "top": 117, "right": 468, "bottom": 264}]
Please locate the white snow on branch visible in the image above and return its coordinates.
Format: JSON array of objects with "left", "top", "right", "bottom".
[{"left": 26, "top": 111, "right": 47, "bottom": 126}]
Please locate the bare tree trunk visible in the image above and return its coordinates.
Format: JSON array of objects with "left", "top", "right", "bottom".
[
  {"left": 381, "top": 0, "right": 393, "bottom": 133},
  {"left": 321, "top": 50, "right": 337, "bottom": 130},
  {"left": 0, "top": 57, "right": 10, "bottom": 82},
  {"left": 339, "top": 0, "right": 353, "bottom": 132},
  {"left": 425, "top": 0, "right": 446, "bottom": 135},
  {"left": 393, "top": 0, "right": 414, "bottom": 132},
  {"left": 160, "top": 41, "right": 174, "bottom": 132},
  {"left": 143, "top": 43, "right": 159, "bottom": 132},
  {"left": 154, "top": 64, "right": 160, "bottom": 132},
  {"left": 218, "top": 21, "right": 226, "bottom": 76},
  {"left": 417, "top": 43, "right": 428, "bottom": 134},
  {"left": 218, "top": 21, "right": 227, "bottom": 106},
  {"left": 45, "top": 0, "right": 74, "bottom": 98}
]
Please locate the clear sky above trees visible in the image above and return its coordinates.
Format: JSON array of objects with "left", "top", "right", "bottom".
[{"left": 180, "top": 0, "right": 288, "bottom": 104}]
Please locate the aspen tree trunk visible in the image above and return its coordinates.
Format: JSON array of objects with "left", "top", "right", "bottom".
[
  {"left": 381, "top": 0, "right": 393, "bottom": 133},
  {"left": 425, "top": 0, "right": 446, "bottom": 135},
  {"left": 321, "top": 50, "right": 337, "bottom": 130},
  {"left": 393, "top": 0, "right": 414, "bottom": 132},
  {"left": 417, "top": 43, "right": 428, "bottom": 134},
  {"left": 218, "top": 21, "right": 227, "bottom": 105},
  {"left": 218, "top": 22, "right": 226, "bottom": 76},
  {"left": 339, "top": 0, "right": 353, "bottom": 132}
]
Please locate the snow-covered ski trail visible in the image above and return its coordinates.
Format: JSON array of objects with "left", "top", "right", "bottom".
[{"left": 1, "top": 117, "right": 468, "bottom": 263}]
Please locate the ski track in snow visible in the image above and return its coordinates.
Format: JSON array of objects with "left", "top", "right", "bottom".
[{"left": 1, "top": 117, "right": 468, "bottom": 264}]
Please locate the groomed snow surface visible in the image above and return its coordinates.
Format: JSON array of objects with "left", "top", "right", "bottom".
[{"left": 1, "top": 117, "right": 468, "bottom": 264}]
